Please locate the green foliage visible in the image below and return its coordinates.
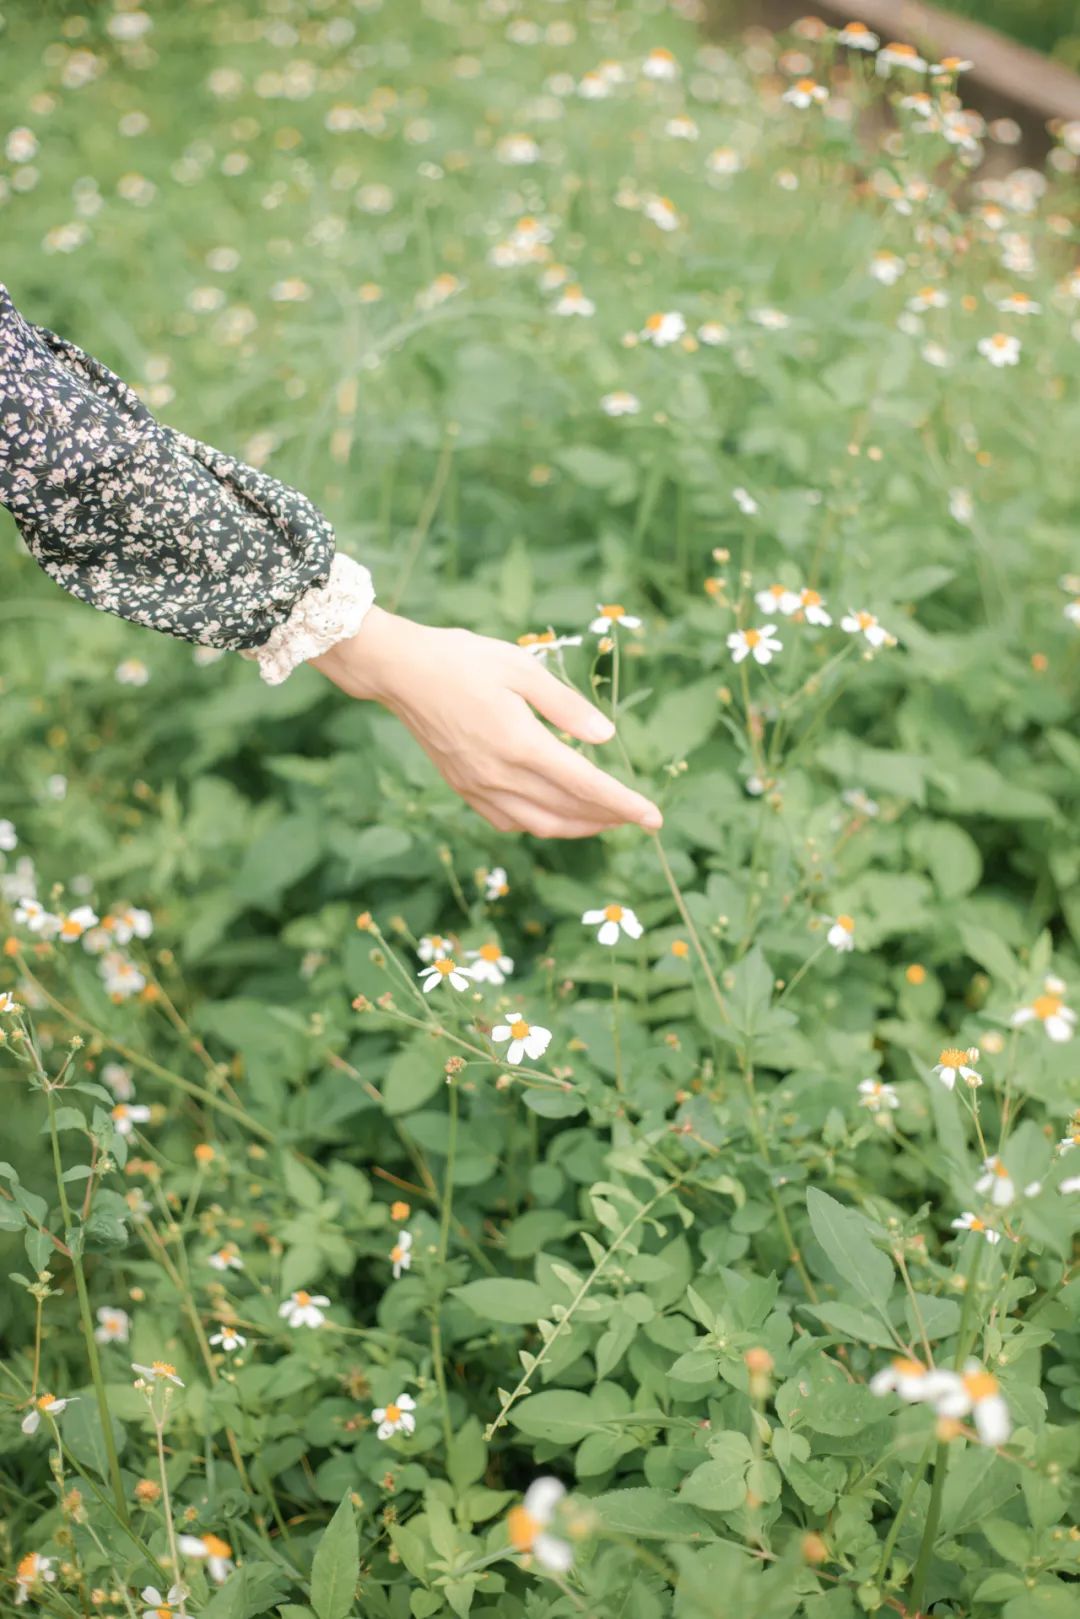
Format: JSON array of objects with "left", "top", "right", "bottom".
[{"left": 2, "top": 4, "right": 1080, "bottom": 1619}]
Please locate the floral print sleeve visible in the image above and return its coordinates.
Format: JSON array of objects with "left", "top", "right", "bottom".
[{"left": 0, "top": 284, "right": 374, "bottom": 683}]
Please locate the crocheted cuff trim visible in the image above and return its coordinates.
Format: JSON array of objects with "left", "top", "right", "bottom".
[{"left": 246, "top": 553, "right": 375, "bottom": 685}]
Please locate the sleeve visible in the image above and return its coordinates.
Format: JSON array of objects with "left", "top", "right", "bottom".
[{"left": 0, "top": 283, "right": 374, "bottom": 684}]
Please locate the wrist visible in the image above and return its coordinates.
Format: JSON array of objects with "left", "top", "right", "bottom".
[{"left": 310, "top": 604, "right": 416, "bottom": 704}]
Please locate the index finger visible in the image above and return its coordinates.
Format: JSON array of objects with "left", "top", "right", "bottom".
[{"left": 524, "top": 720, "right": 662, "bottom": 829}]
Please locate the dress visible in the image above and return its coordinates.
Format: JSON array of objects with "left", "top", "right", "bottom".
[{"left": 0, "top": 283, "right": 373, "bottom": 683}]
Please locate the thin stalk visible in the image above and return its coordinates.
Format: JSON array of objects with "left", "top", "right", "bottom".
[
  {"left": 875, "top": 1433, "right": 935, "bottom": 1585},
  {"left": 45, "top": 1090, "right": 128, "bottom": 1522}
]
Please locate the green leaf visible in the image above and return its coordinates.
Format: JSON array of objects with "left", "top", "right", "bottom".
[
  {"left": 451, "top": 1278, "right": 549, "bottom": 1325},
  {"left": 201, "top": 1565, "right": 291, "bottom": 1619},
  {"left": 679, "top": 1433, "right": 753, "bottom": 1512},
  {"left": 447, "top": 1415, "right": 487, "bottom": 1492},
  {"left": 309, "top": 1494, "right": 359, "bottom": 1619},
  {"left": 805, "top": 1188, "right": 894, "bottom": 1312},
  {"left": 591, "top": 1487, "right": 712, "bottom": 1540},
  {"left": 62, "top": 1398, "right": 127, "bottom": 1480},
  {"left": 382, "top": 1044, "right": 444, "bottom": 1117},
  {"left": 508, "top": 1390, "right": 598, "bottom": 1443},
  {"left": 805, "top": 1301, "right": 891, "bottom": 1346}
]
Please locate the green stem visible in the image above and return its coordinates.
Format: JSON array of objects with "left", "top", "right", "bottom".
[
  {"left": 875, "top": 1434, "right": 935, "bottom": 1585},
  {"left": 45, "top": 1090, "right": 129, "bottom": 1522},
  {"left": 438, "top": 1079, "right": 458, "bottom": 1267},
  {"left": 908, "top": 1441, "right": 949, "bottom": 1615}
]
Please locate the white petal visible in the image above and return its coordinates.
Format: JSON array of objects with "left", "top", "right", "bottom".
[
  {"left": 581, "top": 909, "right": 604, "bottom": 924},
  {"left": 597, "top": 920, "right": 620, "bottom": 946},
  {"left": 507, "top": 1040, "right": 525, "bottom": 1064},
  {"left": 621, "top": 909, "right": 644, "bottom": 939},
  {"left": 491, "top": 1025, "right": 510, "bottom": 1042},
  {"left": 523, "top": 1477, "right": 565, "bottom": 1523},
  {"left": 974, "top": 1395, "right": 1011, "bottom": 1446},
  {"left": 398, "top": 1394, "right": 416, "bottom": 1410},
  {"left": 534, "top": 1533, "right": 574, "bottom": 1573}
]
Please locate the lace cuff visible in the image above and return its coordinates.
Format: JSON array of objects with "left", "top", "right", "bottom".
[{"left": 244, "top": 553, "right": 376, "bottom": 685}]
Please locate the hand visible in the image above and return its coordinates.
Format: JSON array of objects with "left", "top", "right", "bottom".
[{"left": 310, "top": 606, "right": 663, "bottom": 838}]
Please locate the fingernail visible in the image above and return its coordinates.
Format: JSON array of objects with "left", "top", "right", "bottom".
[
  {"left": 641, "top": 808, "right": 663, "bottom": 830},
  {"left": 586, "top": 715, "right": 616, "bottom": 743}
]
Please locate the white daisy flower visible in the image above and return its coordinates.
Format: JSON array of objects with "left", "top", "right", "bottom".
[
  {"left": 419, "top": 957, "right": 471, "bottom": 993},
  {"left": 208, "top": 1246, "right": 244, "bottom": 1273},
  {"left": 1060, "top": 1176, "right": 1080, "bottom": 1193},
  {"left": 750, "top": 307, "right": 790, "bottom": 330},
  {"left": 933, "top": 1046, "right": 982, "bottom": 1090},
  {"left": 641, "top": 47, "right": 679, "bottom": 80},
  {"left": 178, "top": 1534, "right": 234, "bottom": 1584},
  {"left": 110, "top": 1103, "right": 151, "bottom": 1137},
  {"left": 951, "top": 1212, "right": 1002, "bottom": 1244},
  {"left": 0, "top": 991, "right": 18, "bottom": 1014},
  {"left": 858, "top": 1078, "right": 899, "bottom": 1113},
  {"left": 105, "top": 905, "right": 153, "bottom": 944},
  {"left": 907, "top": 285, "right": 948, "bottom": 311},
  {"left": 1011, "top": 976, "right": 1076, "bottom": 1042},
  {"left": 484, "top": 866, "right": 510, "bottom": 901},
  {"left": 755, "top": 583, "right": 800, "bottom": 616},
  {"left": 209, "top": 1326, "right": 247, "bottom": 1352},
  {"left": 664, "top": 115, "right": 698, "bottom": 139},
  {"left": 727, "top": 625, "right": 782, "bottom": 665},
  {"left": 641, "top": 310, "right": 685, "bottom": 346},
  {"left": 827, "top": 914, "right": 856, "bottom": 952},
  {"left": 417, "top": 934, "right": 454, "bottom": 964},
  {"left": 706, "top": 146, "right": 743, "bottom": 176},
  {"left": 491, "top": 1013, "right": 553, "bottom": 1066},
  {"left": 601, "top": 390, "right": 641, "bottom": 416},
  {"left": 116, "top": 658, "right": 150, "bottom": 687},
  {"left": 732, "top": 486, "right": 759, "bottom": 515},
  {"left": 578, "top": 71, "right": 612, "bottom": 100},
  {"left": 496, "top": 133, "right": 539, "bottom": 165},
  {"left": 1064, "top": 600, "right": 1080, "bottom": 627},
  {"left": 21, "top": 1393, "right": 77, "bottom": 1434},
  {"left": 94, "top": 1307, "right": 130, "bottom": 1344},
  {"left": 876, "top": 42, "right": 929, "bottom": 74},
  {"left": 0, "top": 819, "right": 16, "bottom": 851},
  {"left": 101, "top": 952, "right": 146, "bottom": 999},
  {"left": 14, "top": 898, "right": 60, "bottom": 937},
  {"left": 949, "top": 488, "right": 974, "bottom": 524},
  {"left": 140, "top": 1585, "right": 186, "bottom": 1619},
  {"left": 507, "top": 1477, "right": 573, "bottom": 1572},
  {"left": 373, "top": 1392, "right": 416, "bottom": 1440},
  {"left": 278, "top": 1290, "right": 330, "bottom": 1329},
  {"left": 870, "top": 1356, "right": 934, "bottom": 1401},
  {"left": 15, "top": 1553, "right": 56, "bottom": 1600},
  {"left": 516, "top": 630, "right": 584, "bottom": 656},
  {"left": 390, "top": 1230, "right": 413, "bottom": 1278},
  {"left": 644, "top": 195, "right": 680, "bottom": 231},
  {"left": 975, "top": 1155, "right": 1016, "bottom": 1208},
  {"left": 978, "top": 332, "right": 1021, "bottom": 366},
  {"left": 1058, "top": 1127, "right": 1080, "bottom": 1153},
  {"left": 928, "top": 1362, "right": 1011, "bottom": 1446},
  {"left": 783, "top": 77, "right": 828, "bottom": 108},
  {"left": 840, "top": 609, "right": 893, "bottom": 647},
  {"left": 869, "top": 250, "right": 904, "bottom": 285},
  {"left": 553, "top": 284, "right": 595, "bottom": 316},
  {"left": 581, "top": 903, "right": 644, "bottom": 946},
  {"left": 132, "top": 1360, "right": 185, "bottom": 1386},
  {"left": 697, "top": 320, "right": 729, "bottom": 344},
  {"left": 464, "top": 943, "right": 514, "bottom": 985},
  {"left": 589, "top": 603, "right": 642, "bottom": 633},
  {"left": 837, "top": 22, "right": 879, "bottom": 50},
  {"left": 930, "top": 55, "right": 974, "bottom": 76}
]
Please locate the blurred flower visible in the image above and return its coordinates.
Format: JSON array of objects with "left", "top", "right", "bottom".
[
  {"left": 465, "top": 943, "right": 514, "bottom": 985},
  {"left": 58, "top": 905, "right": 98, "bottom": 942},
  {"left": 978, "top": 332, "right": 1021, "bottom": 367},
  {"left": 644, "top": 194, "right": 680, "bottom": 231},
  {"left": 929, "top": 1363, "right": 1011, "bottom": 1445},
  {"left": 783, "top": 78, "right": 828, "bottom": 109},
  {"left": 665, "top": 115, "right": 698, "bottom": 139},
  {"left": 278, "top": 1290, "right": 330, "bottom": 1329},
  {"left": 870, "top": 1356, "right": 934, "bottom": 1400},
  {"left": 390, "top": 1230, "right": 413, "bottom": 1278},
  {"left": 1011, "top": 976, "right": 1076, "bottom": 1042},
  {"left": 111, "top": 1103, "right": 151, "bottom": 1137},
  {"left": 21, "top": 1393, "right": 77, "bottom": 1434},
  {"left": 934, "top": 1046, "right": 981, "bottom": 1090},
  {"left": 416, "top": 273, "right": 461, "bottom": 310},
  {"left": 842, "top": 787, "right": 879, "bottom": 817},
  {"left": 94, "top": 1307, "right": 130, "bottom": 1344},
  {"left": 105, "top": 905, "right": 153, "bottom": 945},
  {"left": 836, "top": 22, "right": 880, "bottom": 50},
  {"left": 140, "top": 1585, "right": 185, "bottom": 1619},
  {"left": 951, "top": 1212, "right": 1001, "bottom": 1243},
  {"left": 391, "top": 1201, "right": 411, "bottom": 1221},
  {"left": 374, "top": 1393, "right": 416, "bottom": 1439},
  {"left": 208, "top": 1245, "right": 244, "bottom": 1272},
  {"left": 101, "top": 952, "right": 146, "bottom": 999},
  {"left": 14, "top": 899, "right": 58, "bottom": 938},
  {"left": 975, "top": 1156, "right": 1016, "bottom": 1207},
  {"left": 590, "top": 603, "right": 642, "bottom": 633},
  {"left": 115, "top": 658, "right": 150, "bottom": 686},
  {"left": 552, "top": 285, "right": 595, "bottom": 316},
  {"left": 491, "top": 1013, "right": 552, "bottom": 1065},
  {"left": 827, "top": 914, "right": 856, "bottom": 952},
  {"left": 840, "top": 609, "right": 893, "bottom": 647},
  {"left": 796, "top": 588, "right": 832, "bottom": 625},
  {"left": 642, "top": 48, "right": 679, "bottom": 80},
  {"left": 132, "top": 1361, "right": 185, "bottom": 1386},
  {"left": 698, "top": 320, "right": 729, "bottom": 345},
  {"left": 755, "top": 583, "right": 799, "bottom": 615},
  {"left": 15, "top": 1553, "right": 55, "bottom": 1603},
  {"left": 507, "top": 1477, "right": 573, "bottom": 1571},
  {"left": 419, "top": 958, "right": 471, "bottom": 993},
  {"left": 750, "top": 307, "right": 790, "bottom": 330},
  {"left": 496, "top": 133, "right": 539, "bottom": 164},
  {"left": 949, "top": 488, "right": 974, "bottom": 524},
  {"left": 417, "top": 934, "right": 452, "bottom": 963},
  {"left": 209, "top": 1326, "right": 246, "bottom": 1352},
  {"left": 601, "top": 390, "right": 641, "bottom": 416},
  {"left": 997, "top": 291, "right": 1040, "bottom": 315},
  {"left": 876, "top": 43, "right": 929, "bottom": 74},
  {"left": 581, "top": 903, "right": 643, "bottom": 946},
  {"left": 733, "top": 487, "right": 759, "bottom": 515},
  {"left": 858, "top": 1078, "right": 898, "bottom": 1112},
  {"left": 5, "top": 127, "right": 38, "bottom": 163},
  {"left": 870, "top": 251, "right": 904, "bottom": 284},
  {"left": 0, "top": 992, "right": 17, "bottom": 1014},
  {"left": 178, "top": 1535, "right": 233, "bottom": 1584},
  {"left": 930, "top": 56, "right": 974, "bottom": 76},
  {"left": 0, "top": 819, "right": 16, "bottom": 851},
  {"left": 727, "top": 625, "right": 782, "bottom": 665},
  {"left": 484, "top": 867, "right": 510, "bottom": 901},
  {"left": 908, "top": 286, "right": 948, "bottom": 311},
  {"left": 707, "top": 146, "right": 743, "bottom": 176},
  {"left": 641, "top": 310, "right": 685, "bottom": 346}
]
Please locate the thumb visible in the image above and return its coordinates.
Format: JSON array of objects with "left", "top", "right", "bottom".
[{"left": 518, "top": 661, "right": 615, "bottom": 745}]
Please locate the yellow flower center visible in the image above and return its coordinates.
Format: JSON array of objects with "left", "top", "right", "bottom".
[
  {"left": 991, "top": 1159, "right": 1009, "bottom": 1178},
  {"left": 507, "top": 1505, "right": 539, "bottom": 1551},
  {"left": 990, "top": 333, "right": 1009, "bottom": 348},
  {"left": 479, "top": 943, "right": 502, "bottom": 961},
  {"left": 510, "top": 1018, "right": 530, "bottom": 1040},
  {"left": 857, "top": 611, "right": 875, "bottom": 629},
  {"left": 599, "top": 602, "right": 626, "bottom": 618},
  {"left": 962, "top": 1369, "right": 999, "bottom": 1401},
  {"left": 845, "top": 22, "right": 870, "bottom": 34},
  {"left": 802, "top": 589, "right": 822, "bottom": 606},
  {"left": 835, "top": 915, "right": 855, "bottom": 933},
  {"left": 152, "top": 1361, "right": 177, "bottom": 1377},
  {"left": 385, "top": 1402, "right": 401, "bottom": 1423},
  {"left": 939, "top": 1048, "right": 969, "bottom": 1067},
  {"left": 112, "top": 1105, "right": 128, "bottom": 1120},
  {"left": 744, "top": 629, "right": 762, "bottom": 648},
  {"left": 435, "top": 958, "right": 457, "bottom": 975},
  {"left": 203, "top": 1535, "right": 232, "bottom": 1559},
  {"left": 37, "top": 1393, "right": 57, "bottom": 1411},
  {"left": 893, "top": 1357, "right": 925, "bottom": 1377},
  {"left": 969, "top": 1216, "right": 986, "bottom": 1231},
  {"left": 391, "top": 1245, "right": 405, "bottom": 1263},
  {"left": 295, "top": 1291, "right": 311, "bottom": 1306},
  {"left": 1032, "top": 992, "right": 1062, "bottom": 1019},
  {"left": 794, "top": 78, "right": 817, "bottom": 93},
  {"left": 156, "top": 1605, "right": 173, "bottom": 1619},
  {"left": 887, "top": 42, "right": 917, "bottom": 58},
  {"left": 671, "top": 939, "right": 689, "bottom": 958},
  {"left": 17, "top": 1554, "right": 40, "bottom": 1581},
  {"left": 60, "top": 916, "right": 82, "bottom": 937},
  {"left": 603, "top": 904, "right": 624, "bottom": 922}
]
